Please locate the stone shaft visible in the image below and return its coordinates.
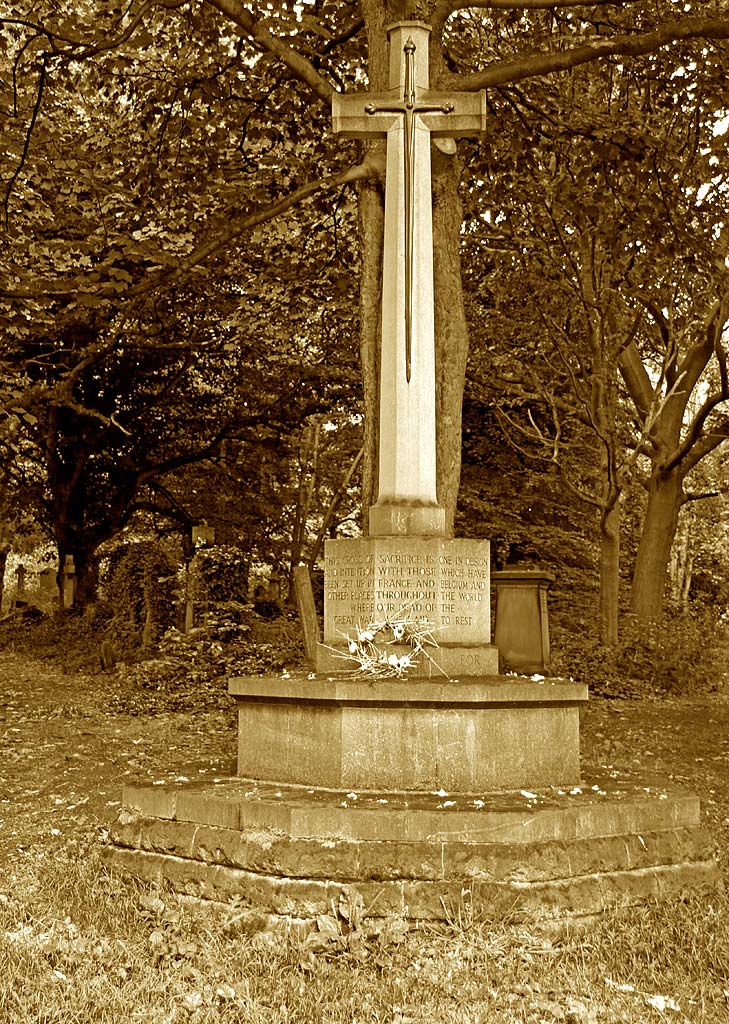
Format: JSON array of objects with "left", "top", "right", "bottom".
[{"left": 331, "top": 22, "right": 486, "bottom": 533}]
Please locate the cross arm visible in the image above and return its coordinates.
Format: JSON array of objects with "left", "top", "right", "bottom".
[
  {"left": 332, "top": 91, "right": 401, "bottom": 138},
  {"left": 332, "top": 89, "right": 487, "bottom": 139},
  {"left": 418, "top": 90, "right": 487, "bottom": 137}
]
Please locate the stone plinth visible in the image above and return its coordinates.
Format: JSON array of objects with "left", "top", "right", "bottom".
[
  {"left": 104, "top": 775, "right": 719, "bottom": 929},
  {"left": 229, "top": 673, "right": 586, "bottom": 792},
  {"left": 315, "top": 642, "right": 498, "bottom": 678},
  {"left": 322, "top": 536, "right": 498, "bottom": 675}
]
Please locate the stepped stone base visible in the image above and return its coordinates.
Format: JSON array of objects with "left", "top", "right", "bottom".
[{"left": 103, "top": 775, "right": 720, "bottom": 928}]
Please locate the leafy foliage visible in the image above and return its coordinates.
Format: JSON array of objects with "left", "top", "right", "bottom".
[
  {"left": 105, "top": 541, "right": 177, "bottom": 655},
  {"left": 3, "top": 0, "right": 729, "bottom": 628},
  {"left": 190, "top": 546, "right": 249, "bottom": 605},
  {"left": 123, "top": 615, "right": 304, "bottom": 711},
  {"left": 553, "top": 609, "right": 729, "bottom": 699}
]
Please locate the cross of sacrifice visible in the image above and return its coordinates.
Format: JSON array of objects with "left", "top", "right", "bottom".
[{"left": 332, "top": 22, "right": 486, "bottom": 537}]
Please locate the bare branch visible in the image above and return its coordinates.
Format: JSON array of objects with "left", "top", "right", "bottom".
[
  {"left": 3, "top": 53, "right": 47, "bottom": 225},
  {"left": 683, "top": 489, "right": 721, "bottom": 504}
]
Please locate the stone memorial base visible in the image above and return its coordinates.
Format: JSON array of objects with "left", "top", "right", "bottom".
[
  {"left": 103, "top": 671, "right": 720, "bottom": 929},
  {"left": 104, "top": 773, "right": 718, "bottom": 930},
  {"left": 229, "top": 674, "right": 585, "bottom": 792}
]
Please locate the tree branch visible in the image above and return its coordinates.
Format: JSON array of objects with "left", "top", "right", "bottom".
[
  {"left": 3, "top": 155, "right": 384, "bottom": 311},
  {"left": 446, "top": 18, "right": 729, "bottom": 92},
  {"left": 203, "top": 0, "right": 335, "bottom": 103},
  {"left": 451, "top": 0, "right": 642, "bottom": 9},
  {"left": 3, "top": 53, "right": 47, "bottom": 225}
]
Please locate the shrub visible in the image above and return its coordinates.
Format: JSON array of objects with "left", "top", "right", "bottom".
[
  {"left": 190, "top": 546, "right": 249, "bottom": 605},
  {"left": 552, "top": 607, "right": 729, "bottom": 698},
  {"left": 124, "top": 606, "right": 306, "bottom": 710}
]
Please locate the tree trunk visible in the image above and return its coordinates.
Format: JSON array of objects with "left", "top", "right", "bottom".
[
  {"left": 598, "top": 500, "right": 620, "bottom": 645},
  {"left": 629, "top": 466, "right": 685, "bottom": 621},
  {"left": 432, "top": 144, "right": 470, "bottom": 536},
  {"left": 669, "top": 506, "right": 694, "bottom": 611},
  {"left": 358, "top": 178, "right": 384, "bottom": 521},
  {"left": 0, "top": 547, "right": 8, "bottom": 612}
]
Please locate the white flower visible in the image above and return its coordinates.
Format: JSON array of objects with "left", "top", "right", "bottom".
[
  {"left": 392, "top": 624, "right": 405, "bottom": 640},
  {"left": 358, "top": 629, "right": 375, "bottom": 642},
  {"left": 348, "top": 640, "right": 358, "bottom": 654},
  {"left": 388, "top": 653, "right": 400, "bottom": 667}
]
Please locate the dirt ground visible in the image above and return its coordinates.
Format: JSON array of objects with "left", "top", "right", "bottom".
[{"left": 1, "top": 650, "right": 728, "bottom": 873}]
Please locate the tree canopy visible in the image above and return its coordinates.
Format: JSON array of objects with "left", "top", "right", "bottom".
[{"left": 2, "top": 0, "right": 729, "bottom": 624}]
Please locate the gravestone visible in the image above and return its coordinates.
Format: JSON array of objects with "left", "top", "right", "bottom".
[
  {"left": 13, "top": 563, "right": 28, "bottom": 609},
  {"left": 292, "top": 565, "right": 320, "bottom": 666},
  {"left": 185, "top": 525, "right": 215, "bottom": 633},
  {"left": 493, "top": 569, "right": 554, "bottom": 673},
  {"left": 39, "top": 567, "right": 56, "bottom": 595},
  {"left": 62, "top": 555, "right": 75, "bottom": 610},
  {"left": 105, "top": 22, "right": 718, "bottom": 928}
]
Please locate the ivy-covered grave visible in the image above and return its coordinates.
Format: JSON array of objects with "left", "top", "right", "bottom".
[{"left": 104, "top": 543, "right": 305, "bottom": 710}]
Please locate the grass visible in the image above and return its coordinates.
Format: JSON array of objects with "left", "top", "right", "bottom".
[{"left": 1, "top": 835, "right": 728, "bottom": 1023}]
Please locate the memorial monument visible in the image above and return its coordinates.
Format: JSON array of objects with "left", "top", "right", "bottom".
[{"left": 105, "top": 23, "right": 718, "bottom": 928}]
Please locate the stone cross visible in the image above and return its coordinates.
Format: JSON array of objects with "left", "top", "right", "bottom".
[{"left": 332, "top": 22, "right": 486, "bottom": 537}]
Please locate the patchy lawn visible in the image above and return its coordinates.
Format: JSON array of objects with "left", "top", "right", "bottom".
[{"left": 1, "top": 650, "right": 729, "bottom": 1022}]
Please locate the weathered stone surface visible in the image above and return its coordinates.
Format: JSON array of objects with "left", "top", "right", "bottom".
[
  {"left": 322, "top": 537, "right": 492, "bottom": 647},
  {"left": 118, "top": 777, "right": 702, "bottom": 844},
  {"left": 176, "top": 791, "right": 242, "bottom": 830},
  {"left": 493, "top": 571, "right": 554, "bottom": 673},
  {"left": 113, "top": 810, "right": 718, "bottom": 887},
  {"left": 111, "top": 816, "right": 196, "bottom": 860},
  {"left": 121, "top": 785, "right": 178, "bottom": 820},
  {"left": 105, "top": 775, "right": 720, "bottom": 927},
  {"left": 230, "top": 674, "right": 587, "bottom": 792},
  {"left": 229, "top": 674, "right": 587, "bottom": 705},
  {"left": 102, "top": 840, "right": 719, "bottom": 925}
]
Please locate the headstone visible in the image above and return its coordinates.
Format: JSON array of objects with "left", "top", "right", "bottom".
[
  {"left": 39, "top": 567, "right": 55, "bottom": 594},
  {"left": 185, "top": 525, "right": 215, "bottom": 632},
  {"left": 266, "top": 573, "right": 281, "bottom": 602},
  {"left": 293, "top": 565, "right": 320, "bottom": 666},
  {"left": 100, "top": 639, "right": 117, "bottom": 671},
  {"left": 192, "top": 524, "right": 215, "bottom": 547},
  {"left": 13, "top": 563, "right": 27, "bottom": 609},
  {"left": 62, "top": 555, "right": 75, "bottom": 609},
  {"left": 493, "top": 569, "right": 554, "bottom": 673}
]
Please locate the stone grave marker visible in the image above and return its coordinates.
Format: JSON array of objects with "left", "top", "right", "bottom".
[
  {"left": 13, "top": 562, "right": 28, "bottom": 609},
  {"left": 292, "top": 564, "right": 320, "bottom": 666},
  {"left": 62, "top": 555, "right": 75, "bottom": 610}
]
